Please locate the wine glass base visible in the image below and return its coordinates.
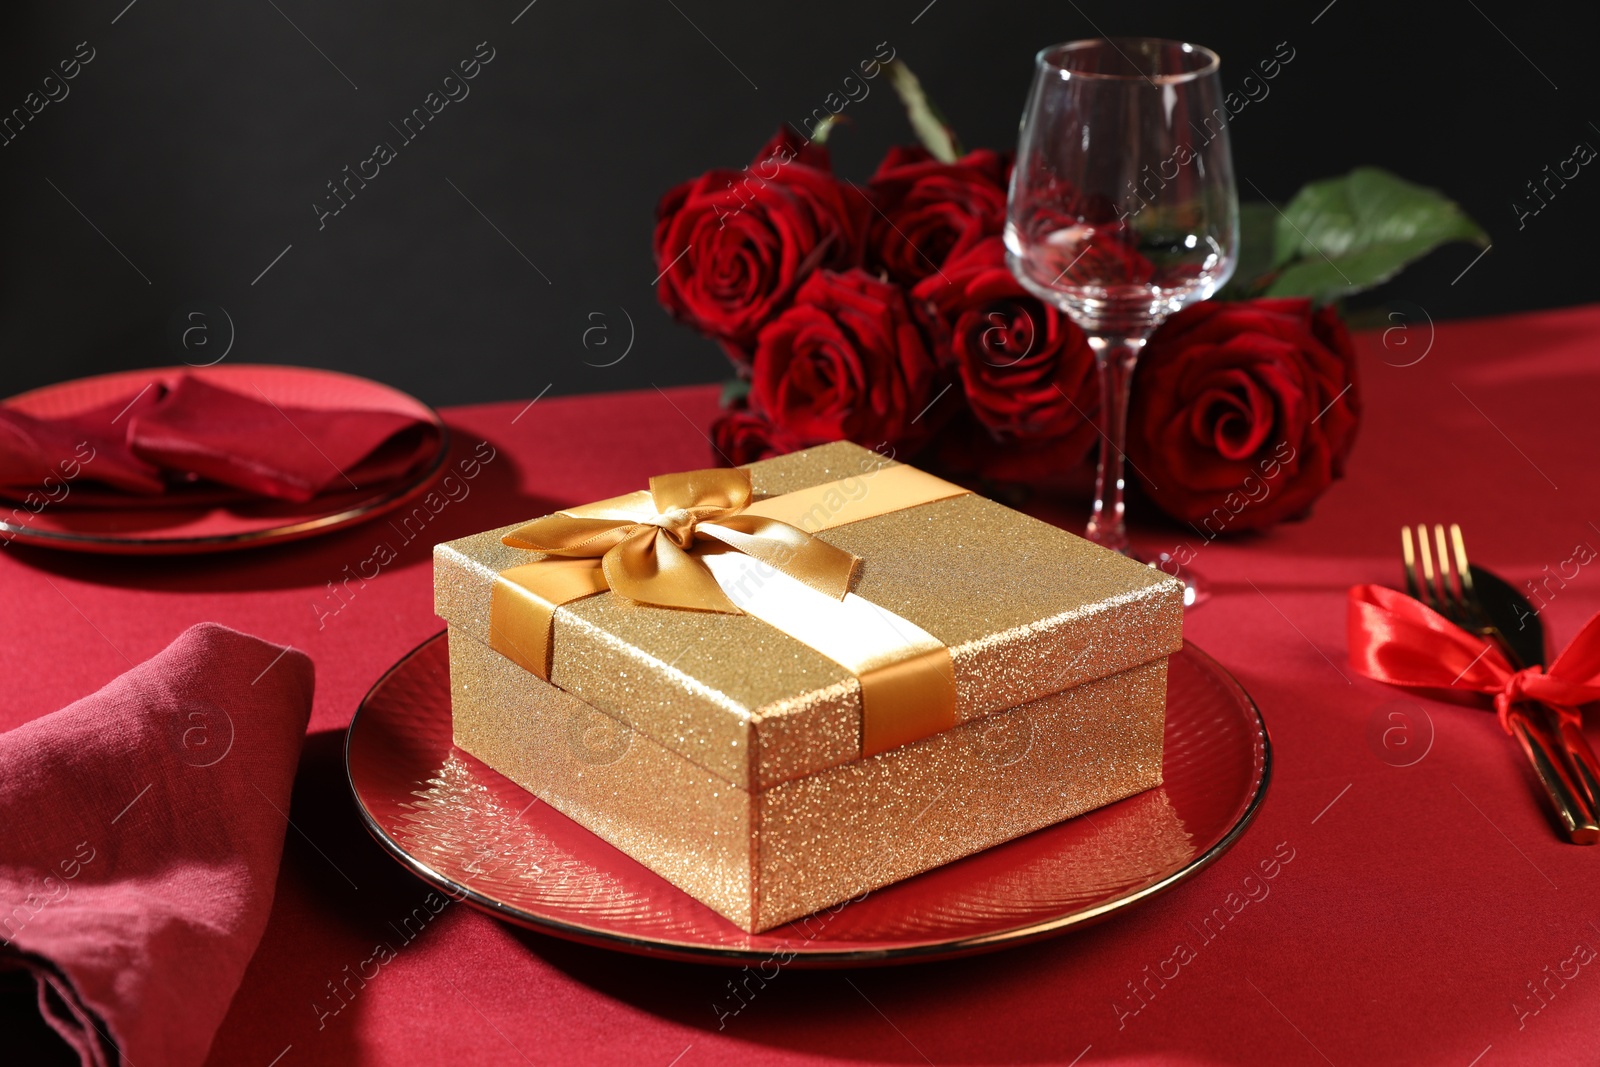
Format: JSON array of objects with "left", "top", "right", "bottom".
[{"left": 1132, "top": 548, "right": 1210, "bottom": 610}]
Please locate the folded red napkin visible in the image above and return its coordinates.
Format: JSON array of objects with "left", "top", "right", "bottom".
[
  {"left": 0, "top": 401, "right": 164, "bottom": 496},
  {"left": 0, "top": 373, "right": 437, "bottom": 506},
  {"left": 0, "top": 623, "right": 314, "bottom": 1067}
]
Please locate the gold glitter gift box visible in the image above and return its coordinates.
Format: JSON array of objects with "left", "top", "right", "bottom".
[{"left": 434, "top": 441, "right": 1182, "bottom": 932}]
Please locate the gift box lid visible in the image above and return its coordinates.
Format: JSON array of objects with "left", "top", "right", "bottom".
[{"left": 435, "top": 441, "right": 1182, "bottom": 792}]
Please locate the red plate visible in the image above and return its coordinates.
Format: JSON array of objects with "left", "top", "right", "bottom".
[
  {"left": 0, "top": 364, "right": 448, "bottom": 554},
  {"left": 348, "top": 634, "right": 1269, "bottom": 966}
]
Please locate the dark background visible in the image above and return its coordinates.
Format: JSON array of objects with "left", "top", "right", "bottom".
[{"left": 0, "top": 0, "right": 1594, "bottom": 408}]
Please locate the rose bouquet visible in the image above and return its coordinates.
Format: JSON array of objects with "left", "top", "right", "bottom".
[{"left": 652, "top": 63, "right": 1486, "bottom": 533}]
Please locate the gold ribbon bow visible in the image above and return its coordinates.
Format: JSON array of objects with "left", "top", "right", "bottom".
[
  {"left": 500, "top": 468, "right": 861, "bottom": 614},
  {"left": 488, "top": 462, "right": 972, "bottom": 756}
]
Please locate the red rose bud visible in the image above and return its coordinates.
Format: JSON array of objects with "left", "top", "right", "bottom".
[
  {"left": 710, "top": 404, "right": 797, "bottom": 466},
  {"left": 1129, "top": 297, "right": 1361, "bottom": 533},
  {"left": 653, "top": 128, "right": 869, "bottom": 364},
  {"left": 913, "top": 237, "right": 1098, "bottom": 458},
  {"left": 750, "top": 269, "right": 945, "bottom": 454},
  {"left": 748, "top": 125, "right": 832, "bottom": 174},
  {"left": 865, "top": 145, "right": 1009, "bottom": 286},
  {"left": 924, "top": 411, "right": 1100, "bottom": 495}
]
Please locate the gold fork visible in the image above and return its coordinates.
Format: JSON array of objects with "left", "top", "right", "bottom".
[{"left": 1402, "top": 524, "right": 1600, "bottom": 844}]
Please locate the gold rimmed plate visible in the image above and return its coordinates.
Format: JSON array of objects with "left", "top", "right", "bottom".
[{"left": 346, "top": 633, "right": 1270, "bottom": 966}]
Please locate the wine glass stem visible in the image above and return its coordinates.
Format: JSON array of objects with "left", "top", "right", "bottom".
[{"left": 1084, "top": 333, "right": 1148, "bottom": 555}]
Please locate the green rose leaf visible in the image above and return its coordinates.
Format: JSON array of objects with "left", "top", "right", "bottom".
[
  {"left": 1216, "top": 201, "right": 1278, "bottom": 299},
  {"left": 809, "top": 114, "right": 841, "bottom": 146},
  {"left": 884, "top": 60, "right": 964, "bottom": 164},
  {"left": 1266, "top": 166, "right": 1487, "bottom": 303},
  {"left": 719, "top": 377, "right": 750, "bottom": 409}
]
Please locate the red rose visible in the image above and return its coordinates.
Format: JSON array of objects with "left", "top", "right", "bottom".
[
  {"left": 913, "top": 238, "right": 1097, "bottom": 459},
  {"left": 1129, "top": 297, "right": 1361, "bottom": 533},
  {"left": 710, "top": 404, "right": 798, "bottom": 466},
  {"left": 750, "top": 269, "right": 943, "bottom": 453},
  {"left": 1008, "top": 217, "right": 1156, "bottom": 290},
  {"left": 866, "top": 146, "right": 1009, "bottom": 286},
  {"left": 1045, "top": 221, "right": 1157, "bottom": 287},
  {"left": 924, "top": 413, "right": 1099, "bottom": 495},
  {"left": 1006, "top": 174, "right": 1156, "bottom": 290},
  {"left": 653, "top": 129, "right": 868, "bottom": 364}
]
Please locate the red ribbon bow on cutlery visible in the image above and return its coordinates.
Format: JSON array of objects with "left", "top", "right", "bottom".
[{"left": 1347, "top": 584, "right": 1600, "bottom": 732}]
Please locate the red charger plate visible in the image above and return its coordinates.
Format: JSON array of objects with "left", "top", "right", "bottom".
[
  {"left": 0, "top": 364, "right": 448, "bottom": 554},
  {"left": 347, "top": 633, "right": 1271, "bottom": 966}
]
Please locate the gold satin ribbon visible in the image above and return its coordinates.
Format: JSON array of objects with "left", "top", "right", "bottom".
[
  {"left": 501, "top": 468, "right": 861, "bottom": 614},
  {"left": 488, "top": 463, "right": 971, "bottom": 757}
]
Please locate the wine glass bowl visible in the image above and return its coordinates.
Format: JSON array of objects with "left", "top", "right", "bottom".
[
  {"left": 1008, "top": 219, "right": 1230, "bottom": 338},
  {"left": 1005, "top": 37, "right": 1239, "bottom": 561}
]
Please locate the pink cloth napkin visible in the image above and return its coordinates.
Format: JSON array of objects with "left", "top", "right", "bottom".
[{"left": 0, "top": 623, "right": 314, "bottom": 1067}]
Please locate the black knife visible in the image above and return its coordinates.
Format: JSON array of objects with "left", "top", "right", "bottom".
[{"left": 1470, "top": 565, "right": 1546, "bottom": 669}]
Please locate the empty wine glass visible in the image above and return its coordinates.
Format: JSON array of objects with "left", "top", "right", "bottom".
[{"left": 1005, "top": 38, "right": 1238, "bottom": 586}]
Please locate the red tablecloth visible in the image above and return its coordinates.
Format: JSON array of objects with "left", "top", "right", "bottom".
[{"left": 5, "top": 304, "right": 1599, "bottom": 1066}]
